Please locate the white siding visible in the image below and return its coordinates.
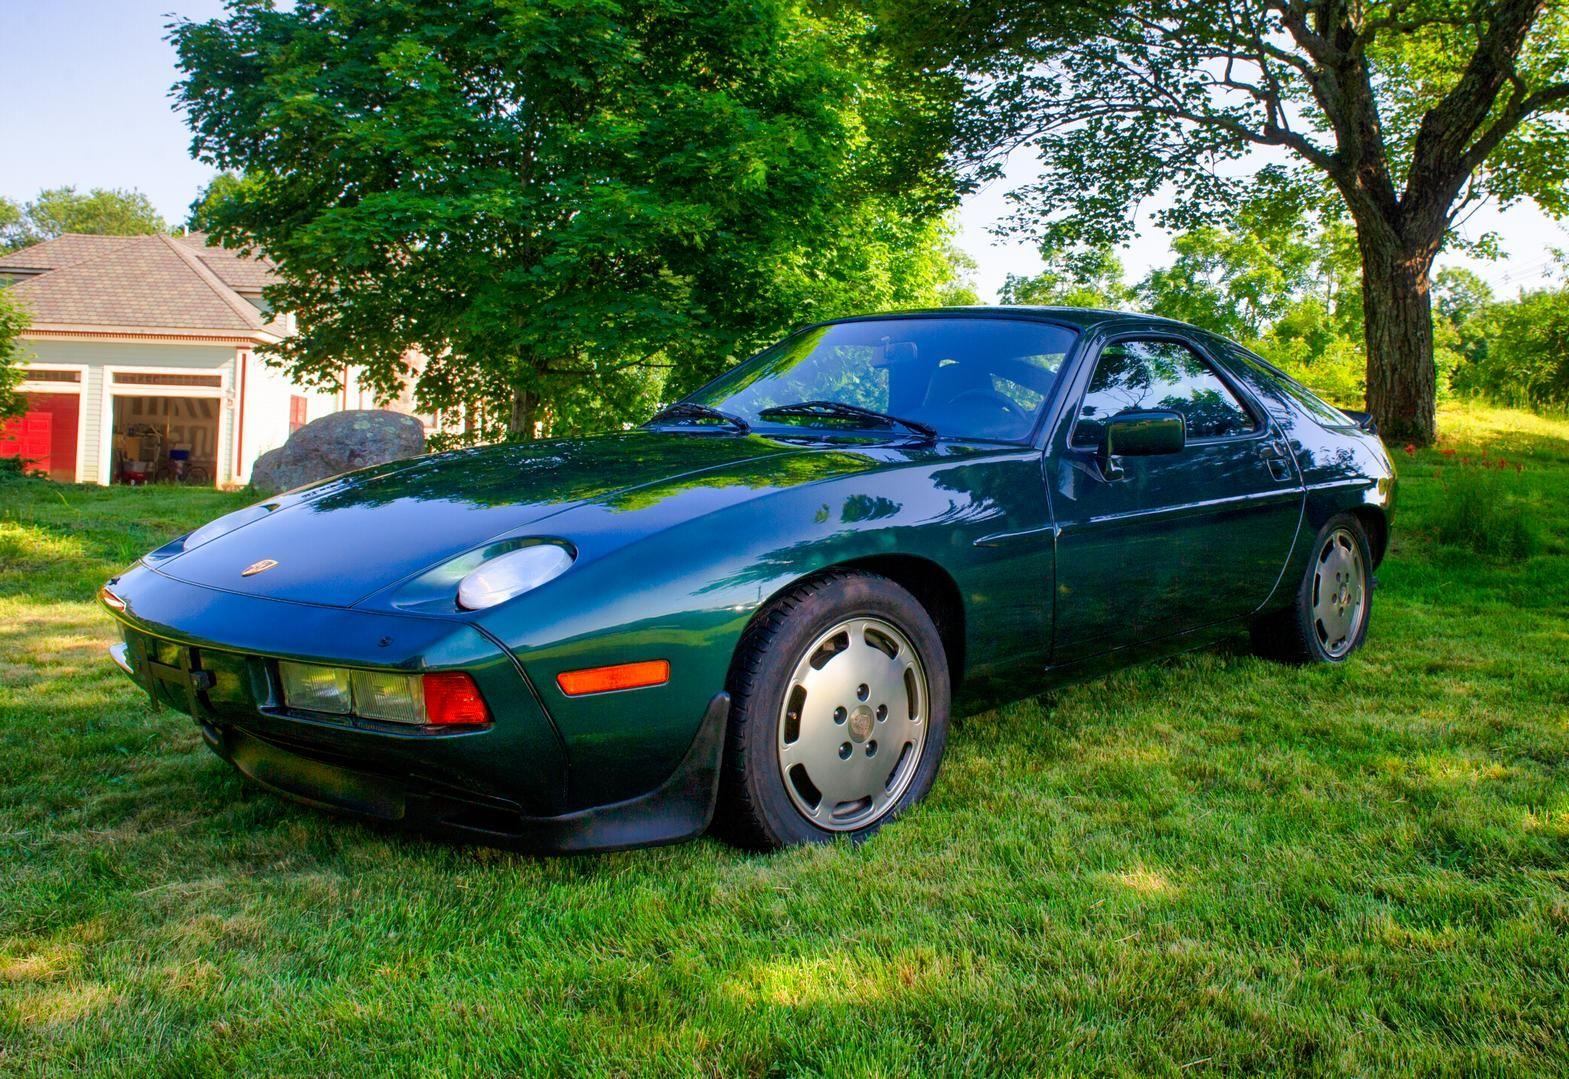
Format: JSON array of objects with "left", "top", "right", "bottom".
[{"left": 235, "top": 352, "right": 338, "bottom": 484}]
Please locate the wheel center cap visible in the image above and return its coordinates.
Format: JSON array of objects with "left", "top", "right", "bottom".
[{"left": 848, "top": 705, "right": 875, "bottom": 742}]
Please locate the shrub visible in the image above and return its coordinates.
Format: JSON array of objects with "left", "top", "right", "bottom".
[
  {"left": 1427, "top": 463, "right": 1538, "bottom": 562},
  {"left": 1252, "top": 316, "right": 1367, "bottom": 409},
  {"left": 0, "top": 454, "right": 36, "bottom": 482}
]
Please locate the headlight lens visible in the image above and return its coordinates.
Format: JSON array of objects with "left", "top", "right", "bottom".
[
  {"left": 457, "top": 543, "right": 575, "bottom": 610},
  {"left": 278, "top": 661, "right": 353, "bottom": 715},
  {"left": 185, "top": 503, "right": 274, "bottom": 550}
]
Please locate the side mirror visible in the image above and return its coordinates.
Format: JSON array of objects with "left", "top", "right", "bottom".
[{"left": 1100, "top": 409, "right": 1185, "bottom": 478}]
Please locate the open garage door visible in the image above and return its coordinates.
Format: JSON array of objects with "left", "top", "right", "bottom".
[{"left": 111, "top": 394, "right": 219, "bottom": 486}]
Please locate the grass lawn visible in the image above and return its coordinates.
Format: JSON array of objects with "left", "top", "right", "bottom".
[{"left": 2, "top": 404, "right": 1566, "bottom": 1075}]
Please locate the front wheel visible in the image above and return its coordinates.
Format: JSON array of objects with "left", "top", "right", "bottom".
[
  {"left": 1253, "top": 513, "right": 1374, "bottom": 664},
  {"left": 715, "top": 571, "right": 951, "bottom": 849}
]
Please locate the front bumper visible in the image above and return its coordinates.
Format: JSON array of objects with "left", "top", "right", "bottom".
[
  {"left": 199, "top": 694, "right": 729, "bottom": 852},
  {"left": 102, "top": 563, "right": 726, "bottom": 852}
]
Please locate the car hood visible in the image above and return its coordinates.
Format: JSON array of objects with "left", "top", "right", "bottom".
[{"left": 155, "top": 431, "right": 892, "bottom": 608}]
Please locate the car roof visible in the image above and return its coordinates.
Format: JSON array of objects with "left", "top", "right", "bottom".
[{"left": 821, "top": 305, "right": 1205, "bottom": 335}]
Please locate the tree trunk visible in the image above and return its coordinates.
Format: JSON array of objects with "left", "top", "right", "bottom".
[
  {"left": 1357, "top": 226, "right": 1438, "bottom": 445},
  {"left": 509, "top": 387, "right": 538, "bottom": 441}
]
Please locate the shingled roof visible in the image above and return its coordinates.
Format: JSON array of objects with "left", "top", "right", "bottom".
[
  {"left": 0, "top": 233, "right": 281, "bottom": 337},
  {"left": 0, "top": 234, "right": 140, "bottom": 274},
  {"left": 175, "top": 232, "right": 278, "bottom": 295}
]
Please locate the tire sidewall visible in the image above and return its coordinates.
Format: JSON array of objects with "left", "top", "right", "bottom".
[
  {"left": 1296, "top": 513, "right": 1374, "bottom": 663},
  {"left": 731, "top": 574, "right": 951, "bottom": 847}
]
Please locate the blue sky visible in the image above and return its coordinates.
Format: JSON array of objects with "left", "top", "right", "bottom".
[{"left": 3, "top": 0, "right": 1564, "bottom": 301}]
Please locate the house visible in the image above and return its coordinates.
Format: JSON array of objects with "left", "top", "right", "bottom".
[{"left": 0, "top": 232, "right": 424, "bottom": 487}]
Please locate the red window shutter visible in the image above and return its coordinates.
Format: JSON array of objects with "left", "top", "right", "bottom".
[{"left": 289, "top": 395, "right": 308, "bottom": 433}]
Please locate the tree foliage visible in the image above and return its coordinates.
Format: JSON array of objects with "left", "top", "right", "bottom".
[
  {"left": 186, "top": 173, "right": 249, "bottom": 233},
  {"left": 0, "top": 186, "right": 167, "bottom": 252},
  {"left": 892, "top": 0, "right": 1569, "bottom": 443},
  {"left": 171, "top": 0, "right": 964, "bottom": 442},
  {"left": 1009, "top": 208, "right": 1367, "bottom": 406},
  {"left": 0, "top": 291, "right": 30, "bottom": 422},
  {"left": 1441, "top": 258, "right": 1569, "bottom": 408},
  {"left": 998, "top": 246, "right": 1135, "bottom": 309},
  {"left": 1025, "top": 218, "right": 1569, "bottom": 413},
  {"left": 0, "top": 200, "right": 22, "bottom": 255}
]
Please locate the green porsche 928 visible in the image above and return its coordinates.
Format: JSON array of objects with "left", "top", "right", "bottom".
[{"left": 102, "top": 308, "right": 1396, "bottom": 851}]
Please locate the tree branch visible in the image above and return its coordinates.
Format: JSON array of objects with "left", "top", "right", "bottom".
[
  {"left": 1406, "top": 0, "right": 1547, "bottom": 211},
  {"left": 1453, "top": 80, "right": 1569, "bottom": 182}
]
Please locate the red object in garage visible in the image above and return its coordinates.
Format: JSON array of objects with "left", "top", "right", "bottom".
[{"left": 0, "top": 392, "right": 79, "bottom": 482}]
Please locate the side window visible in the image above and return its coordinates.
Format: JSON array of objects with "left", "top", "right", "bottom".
[{"left": 1071, "top": 338, "right": 1258, "bottom": 447}]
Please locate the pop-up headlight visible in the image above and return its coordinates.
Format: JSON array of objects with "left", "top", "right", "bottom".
[{"left": 456, "top": 544, "right": 574, "bottom": 610}]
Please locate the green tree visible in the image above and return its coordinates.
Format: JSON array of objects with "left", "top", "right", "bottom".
[
  {"left": 1466, "top": 279, "right": 1569, "bottom": 407},
  {"left": 999, "top": 245, "right": 1135, "bottom": 308},
  {"left": 1118, "top": 205, "right": 1370, "bottom": 405},
  {"left": 1433, "top": 266, "right": 1497, "bottom": 394},
  {"left": 0, "top": 187, "right": 167, "bottom": 251},
  {"left": 909, "top": 0, "right": 1569, "bottom": 444},
  {"left": 935, "top": 236, "right": 982, "bottom": 307},
  {"left": 0, "top": 199, "right": 22, "bottom": 255},
  {"left": 0, "top": 291, "right": 30, "bottom": 421},
  {"left": 186, "top": 173, "right": 248, "bottom": 233},
  {"left": 171, "top": 0, "right": 959, "bottom": 441},
  {"left": 1138, "top": 219, "right": 1316, "bottom": 340}
]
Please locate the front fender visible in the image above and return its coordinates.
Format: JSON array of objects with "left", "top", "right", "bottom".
[{"left": 478, "top": 447, "right": 1053, "bottom": 807}]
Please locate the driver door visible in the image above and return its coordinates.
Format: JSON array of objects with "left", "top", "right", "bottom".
[{"left": 1046, "top": 333, "right": 1304, "bottom": 663}]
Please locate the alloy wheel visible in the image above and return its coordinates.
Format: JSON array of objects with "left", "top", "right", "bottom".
[
  {"left": 1312, "top": 527, "right": 1366, "bottom": 658},
  {"left": 776, "top": 616, "right": 929, "bottom": 831}
]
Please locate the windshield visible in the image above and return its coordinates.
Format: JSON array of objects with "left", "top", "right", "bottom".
[{"left": 682, "top": 317, "right": 1078, "bottom": 442}]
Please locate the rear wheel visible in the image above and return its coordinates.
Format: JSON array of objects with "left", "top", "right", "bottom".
[
  {"left": 716, "top": 571, "right": 950, "bottom": 849},
  {"left": 1253, "top": 513, "right": 1373, "bottom": 664}
]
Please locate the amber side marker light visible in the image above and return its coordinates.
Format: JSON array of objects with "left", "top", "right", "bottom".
[
  {"left": 100, "top": 586, "right": 127, "bottom": 613},
  {"left": 557, "top": 659, "right": 670, "bottom": 697}
]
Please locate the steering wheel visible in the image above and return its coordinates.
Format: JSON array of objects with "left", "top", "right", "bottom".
[{"left": 948, "top": 388, "right": 1028, "bottom": 426}]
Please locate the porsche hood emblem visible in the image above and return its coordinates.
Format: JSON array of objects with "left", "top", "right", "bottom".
[{"left": 241, "top": 559, "right": 279, "bottom": 577}]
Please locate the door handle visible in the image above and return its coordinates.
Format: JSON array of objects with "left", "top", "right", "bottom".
[
  {"left": 1260, "top": 434, "right": 1294, "bottom": 480},
  {"left": 1259, "top": 434, "right": 1291, "bottom": 460}
]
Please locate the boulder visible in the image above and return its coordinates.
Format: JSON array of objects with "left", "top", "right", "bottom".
[{"left": 250, "top": 409, "right": 425, "bottom": 495}]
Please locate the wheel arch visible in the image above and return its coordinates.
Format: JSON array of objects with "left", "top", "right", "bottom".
[
  {"left": 1348, "top": 505, "right": 1389, "bottom": 567},
  {"left": 732, "top": 555, "right": 968, "bottom": 695}
]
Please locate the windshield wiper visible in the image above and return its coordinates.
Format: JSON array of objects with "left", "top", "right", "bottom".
[
  {"left": 646, "top": 401, "right": 750, "bottom": 434},
  {"left": 757, "top": 400, "right": 937, "bottom": 442}
]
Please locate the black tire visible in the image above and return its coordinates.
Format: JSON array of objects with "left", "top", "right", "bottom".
[
  {"left": 1253, "top": 512, "right": 1374, "bottom": 664},
  {"left": 714, "top": 571, "right": 951, "bottom": 850}
]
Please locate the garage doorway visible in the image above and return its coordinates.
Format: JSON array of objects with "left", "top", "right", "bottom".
[{"left": 109, "top": 370, "right": 227, "bottom": 489}]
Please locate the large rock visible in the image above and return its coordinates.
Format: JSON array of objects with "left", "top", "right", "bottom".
[{"left": 250, "top": 409, "right": 425, "bottom": 494}]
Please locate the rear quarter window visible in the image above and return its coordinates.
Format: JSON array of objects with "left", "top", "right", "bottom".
[{"left": 1218, "top": 341, "right": 1355, "bottom": 428}]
